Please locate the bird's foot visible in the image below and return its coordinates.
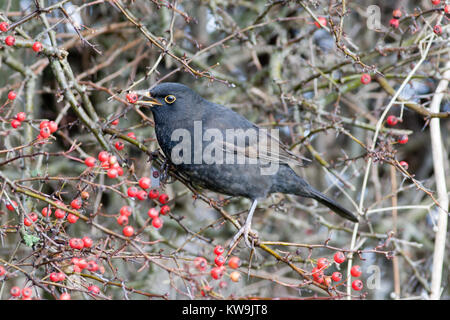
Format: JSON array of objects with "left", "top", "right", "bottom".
[{"left": 229, "top": 220, "right": 258, "bottom": 249}]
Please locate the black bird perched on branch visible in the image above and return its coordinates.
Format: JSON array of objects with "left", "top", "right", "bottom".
[{"left": 137, "top": 82, "right": 358, "bottom": 247}]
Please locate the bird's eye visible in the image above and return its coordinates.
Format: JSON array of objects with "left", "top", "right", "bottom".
[{"left": 164, "top": 95, "right": 176, "bottom": 104}]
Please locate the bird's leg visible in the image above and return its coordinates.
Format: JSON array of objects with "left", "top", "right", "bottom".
[{"left": 229, "top": 199, "right": 258, "bottom": 248}]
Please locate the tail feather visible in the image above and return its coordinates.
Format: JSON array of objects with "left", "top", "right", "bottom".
[{"left": 310, "top": 189, "right": 358, "bottom": 223}]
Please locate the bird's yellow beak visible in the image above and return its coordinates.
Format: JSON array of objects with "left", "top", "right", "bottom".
[{"left": 135, "top": 90, "right": 162, "bottom": 107}]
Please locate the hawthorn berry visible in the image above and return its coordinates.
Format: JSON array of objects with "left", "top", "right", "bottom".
[
  {"left": 147, "top": 208, "right": 159, "bottom": 219},
  {"left": 50, "top": 272, "right": 60, "bottom": 282},
  {"left": 123, "top": 225, "right": 134, "bottom": 237},
  {"left": 84, "top": 157, "right": 96, "bottom": 167},
  {"left": 71, "top": 198, "right": 82, "bottom": 209},
  {"left": 0, "top": 265, "right": 6, "bottom": 276},
  {"left": 82, "top": 236, "right": 93, "bottom": 248},
  {"left": 41, "top": 207, "right": 52, "bottom": 217},
  {"left": 10, "top": 286, "right": 21, "bottom": 297},
  {"left": 445, "top": 5, "right": 450, "bottom": 15},
  {"left": 39, "top": 120, "right": 49, "bottom": 129},
  {"left": 117, "top": 215, "right": 129, "bottom": 226},
  {"left": 76, "top": 259, "right": 88, "bottom": 270},
  {"left": 107, "top": 168, "right": 118, "bottom": 178},
  {"left": 48, "top": 121, "right": 58, "bottom": 133},
  {"left": 230, "top": 271, "right": 240, "bottom": 282},
  {"left": 352, "top": 279, "right": 363, "bottom": 291},
  {"left": 431, "top": 0, "right": 440, "bottom": 5},
  {"left": 81, "top": 191, "right": 90, "bottom": 200},
  {"left": 127, "top": 132, "right": 137, "bottom": 140},
  {"left": 350, "top": 265, "right": 362, "bottom": 277},
  {"left": 32, "top": 41, "right": 42, "bottom": 52},
  {"left": 6, "top": 201, "right": 17, "bottom": 211},
  {"left": 22, "top": 287, "right": 33, "bottom": 298},
  {"left": 360, "top": 73, "right": 371, "bottom": 84},
  {"left": 87, "top": 261, "right": 99, "bottom": 272},
  {"left": 399, "top": 161, "right": 409, "bottom": 170},
  {"left": 214, "top": 245, "right": 224, "bottom": 256},
  {"left": 115, "top": 141, "right": 124, "bottom": 150},
  {"left": 24, "top": 217, "right": 32, "bottom": 226},
  {"left": 210, "top": 267, "right": 224, "bottom": 280},
  {"left": 54, "top": 209, "right": 65, "bottom": 219},
  {"left": 16, "top": 112, "right": 26, "bottom": 121},
  {"left": 158, "top": 193, "right": 169, "bottom": 204},
  {"left": 228, "top": 256, "right": 241, "bottom": 269},
  {"left": 5, "top": 35, "right": 15, "bottom": 46},
  {"left": 160, "top": 205, "right": 170, "bottom": 215},
  {"left": 40, "top": 126, "right": 51, "bottom": 138},
  {"left": 194, "top": 257, "right": 208, "bottom": 271},
  {"left": 0, "top": 22, "right": 9, "bottom": 32},
  {"left": 127, "top": 186, "right": 138, "bottom": 198},
  {"left": 59, "top": 293, "right": 71, "bottom": 300},
  {"left": 11, "top": 119, "right": 21, "bottom": 128},
  {"left": 139, "top": 177, "right": 151, "bottom": 189},
  {"left": 148, "top": 189, "right": 159, "bottom": 199},
  {"left": 397, "top": 135, "right": 409, "bottom": 144},
  {"left": 111, "top": 118, "right": 119, "bottom": 125},
  {"left": 67, "top": 214, "right": 78, "bottom": 224},
  {"left": 433, "top": 25, "right": 442, "bottom": 35},
  {"left": 392, "top": 9, "right": 402, "bottom": 19},
  {"left": 57, "top": 272, "right": 66, "bottom": 282},
  {"left": 117, "top": 166, "right": 124, "bottom": 176},
  {"left": 311, "top": 267, "right": 323, "bottom": 281},
  {"left": 136, "top": 190, "right": 148, "bottom": 200},
  {"left": 120, "top": 206, "right": 132, "bottom": 217},
  {"left": 98, "top": 151, "right": 109, "bottom": 162},
  {"left": 88, "top": 285, "right": 100, "bottom": 295},
  {"left": 69, "top": 238, "right": 84, "bottom": 250},
  {"left": 214, "top": 255, "right": 226, "bottom": 267},
  {"left": 389, "top": 18, "right": 399, "bottom": 29},
  {"left": 332, "top": 272, "right": 342, "bottom": 282},
  {"left": 334, "top": 251, "right": 346, "bottom": 264},
  {"left": 317, "top": 257, "right": 329, "bottom": 270},
  {"left": 314, "top": 16, "right": 327, "bottom": 28},
  {"left": 7, "top": 91, "right": 16, "bottom": 100},
  {"left": 152, "top": 217, "right": 163, "bottom": 228},
  {"left": 126, "top": 92, "right": 138, "bottom": 104},
  {"left": 386, "top": 115, "right": 398, "bottom": 126}
]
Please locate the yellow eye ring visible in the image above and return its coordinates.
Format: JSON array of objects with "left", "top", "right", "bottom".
[{"left": 164, "top": 95, "right": 176, "bottom": 104}]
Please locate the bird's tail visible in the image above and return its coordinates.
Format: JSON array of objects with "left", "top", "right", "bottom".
[{"left": 309, "top": 189, "right": 358, "bottom": 223}]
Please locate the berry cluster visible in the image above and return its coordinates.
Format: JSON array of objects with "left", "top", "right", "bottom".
[
  {"left": 10, "top": 286, "right": 33, "bottom": 300},
  {"left": 385, "top": 115, "right": 410, "bottom": 169}
]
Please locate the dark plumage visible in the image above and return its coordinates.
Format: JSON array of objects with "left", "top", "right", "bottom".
[{"left": 140, "top": 82, "right": 358, "bottom": 246}]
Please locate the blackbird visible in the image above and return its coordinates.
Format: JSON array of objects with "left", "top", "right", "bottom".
[{"left": 138, "top": 82, "right": 358, "bottom": 247}]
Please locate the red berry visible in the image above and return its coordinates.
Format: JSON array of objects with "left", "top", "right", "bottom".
[
  {"left": 120, "top": 206, "right": 132, "bottom": 217},
  {"left": 111, "top": 118, "right": 119, "bottom": 125},
  {"left": 350, "top": 265, "right": 362, "bottom": 277},
  {"left": 48, "top": 121, "right": 58, "bottom": 133},
  {"left": 22, "top": 287, "right": 33, "bottom": 298},
  {"left": 158, "top": 193, "right": 169, "bottom": 204},
  {"left": 39, "top": 120, "right": 49, "bottom": 129},
  {"left": 136, "top": 190, "right": 148, "bottom": 201},
  {"left": 87, "top": 261, "right": 98, "bottom": 272},
  {"left": 433, "top": 25, "right": 442, "bottom": 35},
  {"left": 7, "top": 91, "right": 16, "bottom": 100},
  {"left": 88, "top": 285, "right": 100, "bottom": 295},
  {"left": 10, "top": 286, "right": 21, "bottom": 297},
  {"left": 386, "top": 115, "right": 398, "bottom": 126},
  {"left": 117, "top": 166, "right": 124, "bottom": 176},
  {"left": 360, "top": 73, "right": 371, "bottom": 84},
  {"left": 148, "top": 189, "right": 159, "bottom": 199},
  {"left": 50, "top": 272, "right": 60, "bottom": 282},
  {"left": 69, "top": 238, "right": 84, "bottom": 250},
  {"left": 59, "top": 293, "right": 71, "bottom": 300},
  {"left": 107, "top": 168, "right": 118, "bottom": 178},
  {"left": 431, "top": 0, "right": 441, "bottom": 5},
  {"left": 84, "top": 157, "right": 96, "bottom": 167},
  {"left": 24, "top": 217, "right": 32, "bottom": 226},
  {"left": 126, "top": 92, "right": 138, "bottom": 104},
  {"left": 210, "top": 267, "right": 224, "bottom": 280},
  {"left": 139, "top": 177, "right": 151, "bottom": 189},
  {"left": 11, "top": 119, "right": 21, "bottom": 128},
  {"left": 160, "top": 205, "right": 170, "bottom": 215},
  {"left": 16, "top": 112, "right": 26, "bottom": 121},
  {"left": 311, "top": 267, "right": 323, "bottom": 281},
  {"left": 332, "top": 272, "right": 342, "bottom": 282},
  {"left": 32, "top": 41, "right": 42, "bottom": 52},
  {"left": 57, "top": 272, "right": 66, "bottom": 281},
  {"left": 5, "top": 35, "right": 15, "bottom": 46},
  {"left": 82, "top": 236, "right": 93, "bottom": 248},
  {"left": 152, "top": 217, "right": 163, "bottom": 229},
  {"left": 117, "top": 215, "right": 129, "bottom": 226},
  {"left": 352, "top": 279, "right": 363, "bottom": 291},
  {"left": 230, "top": 271, "right": 240, "bottom": 282},
  {"left": 314, "top": 16, "right": 327, "bottom": 28},
  {"left": 115, "top": 141, "right": 124, "bottom": 150},
  {"left": 147, "top": 208, "right": 159, "bottom": 219},
  {"left": 334, "top": 251, "right": 346, "bottom": 264},
  {"left": 77, "top": 259, "right": 88, "bottom": 270},
  {"left": 0, "top": 265, "right": 6, "bottom": 276},
  {"left": 214, "top": 245, "right": 224, "bottom": 256},
  {"left": 67, "top": 213, "right": 78, "bottom": 224},
  {"left": 0, "top": 22, "right": 9, "bottom": 32},
  {"left": 127, "top": 186, "right": 138, "bottom": 198},
  {"left": 214, "top": 255, "right": 226, "bottom": 267},
  {"left": 71, "top": 198, "right": 82, "bottom": 209},
  {"left": 194, "top": 257, "right": 207, "bottom": 271},
  {"left": 127, "top": 132, "right": 137, "bottom": 140},
  {"left": 54, "top": 209, "right": 65, "bottom": 219},
  {"left": 445, "top": 5, "right": 450, "bottom": 14},
  {"left": 123, "top": 226, "right": 134, "bottom": 237},
  {"left": 6, "top": 200, "right": 17, "bottom": 211},
  {"left": 228, "top": 256, "right": 241, "bottom": 269},
  {"left": 392, "top": 9, "right": 402, "bottom": 19},
  {"left": 317, "top": 257, "right": 329, "bottom": 270},
  {"left": 98, "top": 151, "right": 109, "bottom": 162},
  {"left": 71, "top": 257, "right": 80, "bottom": 265},
  {"left": 40, "top": 126, "right": 51, "bottom": 138},
  {"left": 397, "top": 135, "right": 409, "bottom": 144},
  {"left": 399, "top": 161, "right": 409, "bottom": 170},
  {"left": 41, "top": 207, "right": 52, "bottom": 217},
  {"left": 390, "top": 18, "right": 400, "bottom": 29}
]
